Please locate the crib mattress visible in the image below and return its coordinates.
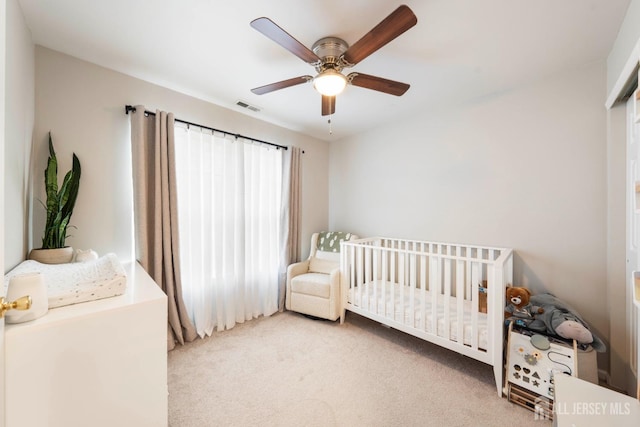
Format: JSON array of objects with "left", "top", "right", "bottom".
[
  {"left": 4, "top": 253, "right": 127, "bottom": 308},
  {"left": 348, "top": 280, "right": 488, "bottom": 350}
]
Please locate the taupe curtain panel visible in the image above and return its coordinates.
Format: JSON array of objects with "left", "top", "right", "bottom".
[
  {"left": 130, "top": 105, "right": 197, "bottom": 351},
  {"left": 279, "top": 146, "right": 302, "bottom": 310}
]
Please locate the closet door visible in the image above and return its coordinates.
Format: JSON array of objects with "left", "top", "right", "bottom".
[
  {"left": 627, "top": 92, "right": 639, "bottom": 392},
  {"left": 0, "top": 1, "right": 6, "bottom": 423}
]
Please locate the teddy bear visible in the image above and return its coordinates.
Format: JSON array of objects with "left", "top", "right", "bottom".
[{"left": 504, "top": 287, "right": 544, "bottom": 326}]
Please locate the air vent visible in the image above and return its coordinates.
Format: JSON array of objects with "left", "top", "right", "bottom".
[{"left": 236, "top": 100, "right": 261, "bottom": 113}]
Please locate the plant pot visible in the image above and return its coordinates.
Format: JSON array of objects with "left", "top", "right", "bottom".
[{"left": 28, "top": 247, "right": 74, "bottom": 264}]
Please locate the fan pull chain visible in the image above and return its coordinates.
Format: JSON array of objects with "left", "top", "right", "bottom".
[{"left": 328, "top": 114, "right": 333, "bottom": 135}]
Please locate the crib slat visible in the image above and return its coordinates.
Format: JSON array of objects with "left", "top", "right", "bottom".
[
  {"left": 465, "top": 259, "right": 471, "bottom": 300},
  {"left": 365, "top": 246, "right": 371, "bottom": 283},
  {"left": 368, "top": 246, "right": 374, "bottom": 311},
  {"left": 382, "top": 246, "right": 388, "bottom": 318},
  {"left": 350, "top": 245, "right": 355, "bottom": 304},
  {"left": 430, "top": 254, "right": 439, "bottom": 336},
  {"left": 471, "top": 262, "right": 480, "bottom": 350},
  {"left": 443, "top": 257, "right": 451, "bottom": 340},
  {"left": 352, "top": 244, "right": 357, "bottom": 306},
  {"left": 372, "top": 246, "right": 378, "bottom": 314},
  {"left": 486, "top": 249, "right": 496, "bottom": 339},
  {"left": 391, "top": 244, "right": 396, "bottom": 321},
  {"left": 403, "top": 253, "right": 416, "bottom": 327},
  {"left": 341, "top": 245, "right": 347, "bottom": 313},
  {"left": 400, "top": 250, "right": 405, "bottom": 324},
  {"left": 420, "top": 251, "right": 427, "bottom": 332},
  {"left": 456, "top": 257, "right": 465, "bottom": 345},
  {"left": 357, "top": 245, "right": 363, "bottom": 309}
]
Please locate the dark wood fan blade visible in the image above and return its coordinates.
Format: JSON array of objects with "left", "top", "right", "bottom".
[
  {"left": 321, "top": 95, "right": 336, "bottom": 116},
  {"left": 348, "top": 73, "right": 410, "bottom": 96},
  {"left": 342, "top": 5, "right": 417, "bottom": 66},
  {"left": 250, "top": 17, "right": 321, "bottom": 64},
  {"left": 251, "top": 76, "right": 312, "bottom": 95}
]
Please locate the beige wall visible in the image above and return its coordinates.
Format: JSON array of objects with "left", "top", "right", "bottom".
[
  {"left": 4, "top": 0, "right": 34, "bottom": 272},
  {"left": 607, "top": 0, "right": 640, "bottom": 96},
  {"left": 329, "top": 62, "right": 613, "bottom": 374},
  {"left": 33, "top": 47, "right": 329, "bottom": 262}
]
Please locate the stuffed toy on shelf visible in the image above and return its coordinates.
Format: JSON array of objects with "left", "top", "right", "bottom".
[
  {"left": 504, "top": 286, "right": 606, "bottom": 352},
  {"left": 529, "top": 293, "right": 605, "bottom": 351},
  {"left": 504, "top": 287, "right": 544, "bottom": 327}
]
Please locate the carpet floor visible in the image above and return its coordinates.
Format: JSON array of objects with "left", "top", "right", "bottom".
[{"left": 168, "top": 310, "right": 551, "bottom": 426}]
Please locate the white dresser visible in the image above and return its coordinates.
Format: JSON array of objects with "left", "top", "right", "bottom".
[
  {"left": 553, "top": 270, "right": 640, "bottom": 426},
  {"left": 554, "top": 374, "right": 639, "bottom": 426},
  {"left": 4, "top": 262, "right": 168, "bottom": 427}
]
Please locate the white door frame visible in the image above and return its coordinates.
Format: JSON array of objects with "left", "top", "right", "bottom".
[
  {"left": 1, "top": 0, "right": 7, "bottom": 424},
  {"left": 626, "top": 92, "right": 639, "bottom": 395}
]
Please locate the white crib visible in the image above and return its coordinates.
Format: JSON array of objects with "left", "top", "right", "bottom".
[{"left": 340, "top": 237, "right": 513, "bottom": 396}]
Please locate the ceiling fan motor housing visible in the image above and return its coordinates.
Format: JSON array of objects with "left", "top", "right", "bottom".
[{"left": 312, "top": 37, "right": 349, "bottom": 72}]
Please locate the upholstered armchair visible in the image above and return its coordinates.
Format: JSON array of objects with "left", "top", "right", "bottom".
[{"left": 286, "top": 231, "right": 358, "bottom": 321}]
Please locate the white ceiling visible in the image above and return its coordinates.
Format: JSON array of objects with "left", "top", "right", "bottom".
[{"left": 18, "top": 0, "right": 631, "bottom": 141}]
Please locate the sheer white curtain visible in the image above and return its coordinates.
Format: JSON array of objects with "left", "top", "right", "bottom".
[{"left": 174, "top": 124, "right": 282, "bottom": 337}]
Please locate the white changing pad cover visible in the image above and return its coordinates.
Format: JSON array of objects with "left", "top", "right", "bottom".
[{"left": 4, "top": 253, "right": 127, "bottom": 308}]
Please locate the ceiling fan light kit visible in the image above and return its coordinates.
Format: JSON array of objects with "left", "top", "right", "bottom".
[
  {"left": 250, "top": 4, "right": 417, "bottom": 117},
  {"left": 313, "top": 69, "right": 347, "bottom": 96}
]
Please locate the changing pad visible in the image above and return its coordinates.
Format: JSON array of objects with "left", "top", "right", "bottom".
[{"left": 4, "top": 253, "right": 127, "bottom": 308}]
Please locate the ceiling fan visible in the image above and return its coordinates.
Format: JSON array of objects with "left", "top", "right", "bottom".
[{"left": 250, "top": 5, "right": 417, "bottom": 116}]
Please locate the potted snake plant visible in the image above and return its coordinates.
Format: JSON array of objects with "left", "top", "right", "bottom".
[{"left": 28, "top": 132, "right": 81, "bottom": 264}]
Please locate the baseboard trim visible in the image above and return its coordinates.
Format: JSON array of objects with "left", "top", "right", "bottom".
[
  {"left": 598, "top": 369, "right": 610, "bottom": 385},
  {"left": 598, "top": 369, "right": 633, "bottom": 394}
]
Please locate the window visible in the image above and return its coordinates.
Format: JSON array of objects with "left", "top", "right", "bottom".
[{"left": 174, "top": 124, "right": 282, "bottom": 336}]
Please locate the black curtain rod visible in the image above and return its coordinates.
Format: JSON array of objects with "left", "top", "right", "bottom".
[{"left": 124, "top": 105, "right": 287, "bottom": 150}]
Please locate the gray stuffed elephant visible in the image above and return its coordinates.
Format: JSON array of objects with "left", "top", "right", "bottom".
[{"left": 527, "top": 293, "right": 606, "bottom": 352}]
